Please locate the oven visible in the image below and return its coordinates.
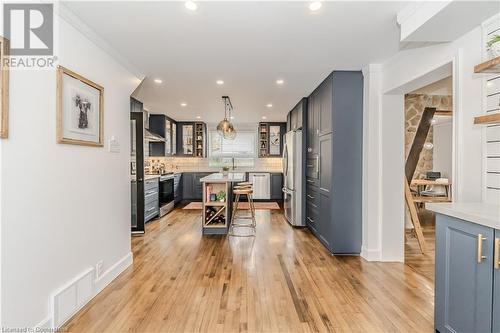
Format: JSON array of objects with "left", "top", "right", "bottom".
[{"left": 159, "top": 173, "right": 175, "bottom": 217}]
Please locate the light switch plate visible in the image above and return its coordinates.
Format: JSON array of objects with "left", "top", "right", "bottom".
[{"left": 108, "top": 136, "right": 120, "bottom": 153}]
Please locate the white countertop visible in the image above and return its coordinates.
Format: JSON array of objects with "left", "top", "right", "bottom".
[
  {"left": 200, "top": 172, "right": 246, "bottom": 183},
  {"left": 427, "top": 202, "right": 500, "bottom": 230},
  {"left": 145, "top": 174, "right": 160, "bottom": 180}
]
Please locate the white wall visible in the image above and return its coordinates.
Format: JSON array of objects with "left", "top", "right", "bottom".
[
  {"left": 0, "top": 16, "right": 140, "bottom": 327},
  {"left": 363, "top": 20, "right": 490, "bottom": 262},
  {"left": 434, "top": 121, "right": 453, "bottom": 179}
]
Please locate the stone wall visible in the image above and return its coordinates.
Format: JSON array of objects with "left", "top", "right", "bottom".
[{"left": 405, "top": 94, "right": 452, "bottom": 180}]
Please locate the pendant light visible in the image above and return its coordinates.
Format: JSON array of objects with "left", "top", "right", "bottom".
[{"left": 217, "top": 96, "right": 236, "bottom": 140}]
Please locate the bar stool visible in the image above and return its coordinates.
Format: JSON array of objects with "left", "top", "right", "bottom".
[{"left": 229, "top": 183, "right": 256, "bottom": 237}]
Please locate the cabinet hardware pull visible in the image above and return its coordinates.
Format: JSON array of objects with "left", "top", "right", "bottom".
[
  {"left": 316, "top": 155, "right": 320, "bottom": 175},
  {"left": 307, "top": 165, "right": 314, "bottom": 168},
  {"left": 495, "top": 238, "right": 500, "bottom": 270},
  {"left": 307, "top": 179, "right": 314, "bottom": 183},
  {"left": 477, "top": 234, "right": 487, "bottom": 263},
  {"left": 147, "top": 207, "right": 156, "bottom": 213},
  {"left": 307, "top": 194, "right": 315, "bottom": 199},
  {"left": 307, "top": 217, "right": 314, "bottom": 223}
]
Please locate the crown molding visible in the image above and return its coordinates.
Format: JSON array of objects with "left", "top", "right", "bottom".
[{"left": 57, "top": 2, "right": 145, "bottom": 80}]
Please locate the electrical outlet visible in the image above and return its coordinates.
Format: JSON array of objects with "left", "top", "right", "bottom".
[{"left": 96, "top": 260, "right": 104, "bottom": 279}]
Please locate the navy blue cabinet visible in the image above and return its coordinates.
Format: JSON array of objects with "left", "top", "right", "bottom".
[
  {"left": 270, "top": 173, "right": 283, "bottom": 200},
  {"left": 174, "top": 173, "right": 182, "bottom": 204},
  {"left": 493, "top": 229, "right": 500, "bottom": 333},
  {"left": 435, "top": 214, "right": 497, "bottom": 333},
  {"left": 305, "top": 71, "right": 363, "bottom": 255},
  {"left": 181, "top": 172, "right": 211, "bottom": 200}
]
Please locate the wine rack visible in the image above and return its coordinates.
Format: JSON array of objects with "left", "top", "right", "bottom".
[{"left": 202, "top": 182, "right": 229, "bottom": 234}]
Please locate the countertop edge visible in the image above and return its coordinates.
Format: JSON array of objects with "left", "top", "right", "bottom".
[{"left": 427, "top": 202, "right": 500, "bottom": 230}]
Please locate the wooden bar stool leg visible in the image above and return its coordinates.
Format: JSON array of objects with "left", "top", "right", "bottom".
[{"left": 249, "top": 194, "right": 256, "bottom": 227}]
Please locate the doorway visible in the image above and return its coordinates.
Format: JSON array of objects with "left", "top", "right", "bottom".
[{"left": 404, "top": 76, "right": 454, "bottom": 281}]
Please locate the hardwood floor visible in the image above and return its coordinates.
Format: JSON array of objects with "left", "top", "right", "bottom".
[
  {"left": 64, "top": 208, "right": 434, "bottom": 332},
  {"left": 405, "top": 209, "right": 436, "bottom": 282}
]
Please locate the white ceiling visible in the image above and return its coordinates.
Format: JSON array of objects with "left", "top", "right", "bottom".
[{"left": 63, "top": 1, "right": 408, "bottom": 124}]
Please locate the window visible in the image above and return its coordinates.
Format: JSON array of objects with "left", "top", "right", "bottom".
[
  {"left": 209, "top": 130, "right": 256, "bottom": 157},
  {"left": 209, "top": 130, "right": 256, "bottom": 167}
]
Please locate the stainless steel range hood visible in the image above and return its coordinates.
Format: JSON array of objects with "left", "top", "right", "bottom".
[
  {"left": 143, "top": 110, "right": 165, "bottom": 142},
  {"left": 145, "top": 129, "right": 165, "bottom": 142}
]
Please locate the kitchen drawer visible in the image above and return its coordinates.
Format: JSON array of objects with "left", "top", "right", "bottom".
[
  {"left": 486, "top": 93, "right": 500, "bottom": 112},
  {"left": 145, "top": 190, "right": 158, "bottom": 205},
  {"left": 487, "top": 76, "right": 500, "bottom": 96},
  {"left": 145, "top": 178, "right": 159, "bottom": 191},
  {"left": 306, "top": 156, "right": 319, "bottom": 179},
  {"left": 306, "top": 177, "right": 319, "bottom": 188},
  {"left": 306, "top": 187, "right": 319, "bottom": 206},
  {"left": 306, "top": 202, "right": 319, "bottom": 228},
  {"left": 144, "top": 201, "right": 158, "bottom": 221}
]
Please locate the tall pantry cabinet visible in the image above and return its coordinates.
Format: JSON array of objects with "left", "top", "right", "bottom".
[{"left": 305, "top": 71, "right": 363, "bottom": 254}]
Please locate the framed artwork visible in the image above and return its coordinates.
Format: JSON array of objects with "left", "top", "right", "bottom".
[
  {"left": 0, "top": 36, "right": 9, "bottom": 138},
  {"left": 57, "top": 65, "right": 104, "bottom": 146}
]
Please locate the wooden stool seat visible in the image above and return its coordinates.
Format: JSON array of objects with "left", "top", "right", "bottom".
[
  {"left": 233, "top": 188, "right": 253, "bottom": 195},
  {"left": 237, "top": 182, "right": 252, "bottom": 186}
]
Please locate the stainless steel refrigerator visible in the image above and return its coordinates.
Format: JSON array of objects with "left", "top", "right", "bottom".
[{"left": 282, "top": 130, "right": 304, "bottom": 226}]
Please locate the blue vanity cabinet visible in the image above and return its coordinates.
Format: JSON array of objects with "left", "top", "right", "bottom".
[
  {"left": 494, "top": 229, "right": 500, "bottom": 333},
  {"left": 435, "top": 214, "right": 494, "bottom": 333}
]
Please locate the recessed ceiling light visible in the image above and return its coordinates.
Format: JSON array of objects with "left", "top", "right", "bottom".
[
  {"left": 185, "top": 1, "right": 197, "bottom": 11},
  {"left": 180, "top": 103, "right": 187, "bottom": 107},
  {"left": 230, "top": 116, "right": 234, "bottom": 120},
  {"left": 262, "top": 116, "right": 267, "bottom": 120},
  {"left": 216, "top": 80, "right": 224, "bottom": 85},
  {"left": 276, "top": 79, "right": 284, "bottom": 85},
  {"left": 154, "top": 78, "right": 162, "bottom": 84},
  {"left": 266, "top": 103, "right": 273, "bottom": 108},
  {"left": 309, "top": 1, "right": 322, "bottom": 11},
  {"left": 196, "top": 116, "right": 201, "bottom": 119}
]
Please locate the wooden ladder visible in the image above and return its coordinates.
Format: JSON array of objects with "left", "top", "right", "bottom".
[
  {"left": 404, "top": 107, "right": 437, "bottom": 254},
  {"left": 405, "top": 178, "right": 426, "bottom": 254}
]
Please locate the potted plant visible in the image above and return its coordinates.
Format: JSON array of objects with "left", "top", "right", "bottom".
[
  {"left": 487, "top": 34, "right": 500, "bottom": 58},
  {"left": 221, "top": 166, "right": 230, "bottom": 176},
  {"left": 216, "top": 190, "right": 226, "bottom": 202}
]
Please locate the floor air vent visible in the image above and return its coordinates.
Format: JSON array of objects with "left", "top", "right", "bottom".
[{"left": 51, "top": 268, "right": 94, "bottom": 328}]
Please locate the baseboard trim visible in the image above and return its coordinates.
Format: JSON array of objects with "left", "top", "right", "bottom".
[
  {"left": 361, "top": 246, "right": 381, "bottom": 261},
  {"left": 35, "top": 316, "right": 52, "bottom": 330},
  {"left": 94, "top": 251, "right": 133, "bottom": 294},
  {"left": 46, "top": 251, "right": 133, "bottom": 330}
]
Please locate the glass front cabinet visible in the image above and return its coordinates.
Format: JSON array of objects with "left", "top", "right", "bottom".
[{"left": 177, "top": 122, "right": 206, "bottom": 157}]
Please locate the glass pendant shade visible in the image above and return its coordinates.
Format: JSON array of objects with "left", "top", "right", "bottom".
[{"left": 218, "top": 96, "right": 237, "bottom": 140}]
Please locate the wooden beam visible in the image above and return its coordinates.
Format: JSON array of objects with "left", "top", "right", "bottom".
[{"left": 405, "top": 107, "right": 436, "bottom": 181}]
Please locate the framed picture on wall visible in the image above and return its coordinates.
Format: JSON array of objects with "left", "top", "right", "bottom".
[
  {"left": 57, "top": 65, "right": 104, "bottom": 146},
  {"left": 0, "top": 36, "right": 10, "bottom": 138}
]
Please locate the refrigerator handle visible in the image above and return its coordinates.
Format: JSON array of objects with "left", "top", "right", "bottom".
[{"left": 282, "top": 143, "right": 288, "bottom": 176}]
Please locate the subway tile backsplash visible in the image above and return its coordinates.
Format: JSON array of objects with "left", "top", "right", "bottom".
[{"left": 146, "top": 156, "right": 282, "bottom": 173}]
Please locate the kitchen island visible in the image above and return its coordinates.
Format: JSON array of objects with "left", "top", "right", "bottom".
[
  {"left": 200, "top": 172, "right": 245, "bottom": 235},
  {"left": 427, "top": 202, "right": 500, "bottom": 333}
]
